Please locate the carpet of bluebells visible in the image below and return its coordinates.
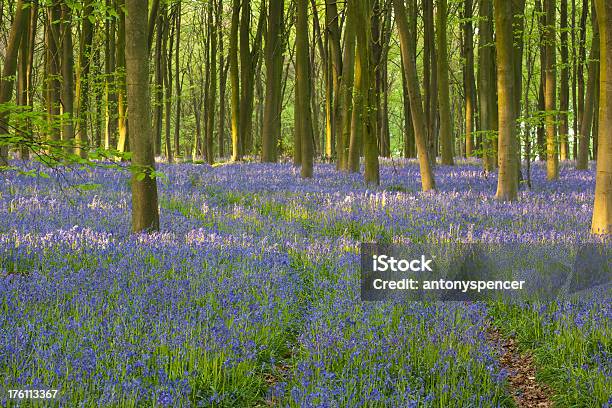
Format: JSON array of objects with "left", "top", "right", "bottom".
[{"left": 0, "top": 159, "right": 610, "bottom": 407}]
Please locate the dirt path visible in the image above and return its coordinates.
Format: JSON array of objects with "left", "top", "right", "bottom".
[{"left": 487, "top": 328, "right": 553, "bottom": 408}]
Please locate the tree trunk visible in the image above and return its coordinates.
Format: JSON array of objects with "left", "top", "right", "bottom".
[
  {"left": 104, "top": 0, "right": 116, "bottom": 150},
  {"left": 46, "top": 2, "right": 62, "bottom": 145},
  {"left": 423, "top": 0, "right": 437, "bottom": 162},
  {"left": 544, "top": 0, "right": 558, "bottom": 180},
  {"left": 394, "top": 0, "right": 436, "bottom": 191},
  {"left": 494, "top": 0, "right": 518, "bottom": 201},
  {"left": 163, "top": 7, "right": 174, "bottom": 163},
  {"left": 205, "top": 0, "right": 217, "bottom": 164},
  {"left": 577, "top": 5, "right": 599, "bottom": 170},
  {"left": 559, "top": 0, "right": 570, "bottom": 160},
  {"left": 116, "top": 0, "right": 128, "bottom": 154},
  {"left": 230, "top": 0, "right": 241, "bottom": 160},
  {"left": 463, "top": 0, "right": 475, "bottom": 157},
  {"left": 296, "top": 0, "right": 313, "bottom": 177},
  {"left": 174, "top": 1, "right": 181, "bottom": 160},
  {"left": 75, "top": 0, "right": 94, "bottom": 157},
  {"left": 591, "top": 0, "right": 611, "bottom": 234},
  {"left": 125, "top": 0, "right": 160, "bottom": 232},
  {"left": 356, "top": 0, "right": 379, "bottom": 184},
  {"left": 326, "top": 0, "right": 342, "bottom": 165},
  {"left": 337, "top": 1, "right": 355, "bottom": 171},
  {"left": 16, "top": 0, "right": 32, "bottom": 159},
  {"left": 262, "top": 0, "right": 284, "bottom": 162},
  {"left": 0, "top": 0, "right": 26, "bottom": 164},
  {"left": 437, "top": 0, "right": 453, "bottom": 165},
  {"left": 478, "top": 0, "right": 497, "bottom": 171}
]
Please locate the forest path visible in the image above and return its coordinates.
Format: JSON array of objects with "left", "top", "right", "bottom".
[{"left": 487, "top": 327, "right": 553, "bottom": 408}]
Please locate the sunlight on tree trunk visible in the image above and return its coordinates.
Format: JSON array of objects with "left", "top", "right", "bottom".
[
  {"left": 125, "top": 0, "right": 160, "bottom": 232},
  {"left": 591, "top": 0, "right": 611, "bottom": 234},
  {"left": 494, "top": 0, "right": 519, "bottom": 201}
]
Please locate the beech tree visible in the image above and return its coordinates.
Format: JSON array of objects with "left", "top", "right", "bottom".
[
  {"left": 125, "top": 0, "right": 159, "bottom": 232},
  {"left": 591, "top": 0, "right": 611, "bottom": 234},
  {"left": 494, "top": 0, "right": 519, "bottom": 201}
]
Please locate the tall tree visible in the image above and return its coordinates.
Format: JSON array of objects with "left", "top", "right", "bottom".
[
  {"left": 544, "top": 0, "right": 558, "bottom": 180},
  {"left": 437, "top": 0, "right": 453, "bottom": 165},
  {"left": 591, "top": 0, "right": 611, "bottom": 234},
  {"left": 116, "top": 0, "right": 128, "bottom": 154},
  {"left": 229, "top": 0, "right": 241, "bottom": 160},
  {"left": 463, "top": 0, "right": 476, "bottom": 157},
  {"left": 356, "top": 0, "right": 379, "bottom": 184},
  {"left": 76, "top": 0, "right": 94, "bottom": 158},
  {"left": 262, "top": 0, "right": 284, "bottom": 162},
  {"left": 494, "top": 0, "right": 518, "bottom": 200},
  {"left": 337, "top": 1, "right": 355, "bottom": 171},
  {"left": 296, "top": 0, "right": 313, "bottom": 177},
  {"left": 125, "top": 0, "right": 160, "bottom": 232},
  {"left": 46, "top": 1, "right": 62, "bottom": 144},
  {"left": 478, "top": 0, "right": 497, "bottom": 171},
  {"left": 0, "top": 0, "right": 27, "bottom": 164},
  {"left": 559, "top": 0, "right": 570, "bottom": 160},
  {"left": 577, "top": 3, "right": 599, "bottom": 169},
  {"left": 394, "top": 0, "right": 435, "bottom": 191}
]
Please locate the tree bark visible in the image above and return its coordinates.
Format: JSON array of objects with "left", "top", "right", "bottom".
[
  {"left": 76, "top": 0, "right": 94, "bottom": 158},
  {"left": 296, "top": 0, "right": 313, "bottom": 177},
  {"left": 559, "top": 0, "right": 570, "bottom": 160},
  {"left": 544, "top": 0, "right": 558, "bottom": 180},
  {"left": 125, "top": 0, "right": 160, "bottom": 232},
  {"left": 463, "top": 0, "right": 475, "bottom": 157},
  {"left": 230, "top": 0, "right": 241, "bottom": 160},
  {"left": 262, "top": 0, "right": 284, "bottom": 162},
  {"left": 0, "top": 0, "right": 26, "bottom": 164},
  {"left": 577, "top": 5, "right": 599, "bottom": 170},
  {"left": 494, "top": 0, "right": 518, "bottom": 201},
  {"left": 591, "top": 0, "right": 611, "bottom": 234},
  {"left": 437, "top": 0, "right": 453, "bottom": 165},
  {"left": 394, "top": 0, "right": 436, "bottom": 191},
  {"left": 478, "top": 0, "right": 497, "bottom": 171}
]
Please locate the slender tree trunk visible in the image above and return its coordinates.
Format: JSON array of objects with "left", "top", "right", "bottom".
[
  {"left": 116, "top": 0, "right": 128, "bottom": 154},
  {"left": 494, "top": 0, "right": 518, "bottom": 201},
  {"left": 463, "top": 0, "right": 475, "bottom": 157},
  {"left": 559, "top": 0, "right": 570, "bottom": 160},
  {"left": 437, "top": 0, "right": 453, "bottom": 165},
  {"left": 0, "top": 0, "right": 26, "bottom": 164},
  {"left": 104, "top": 0, "right": 116, "bottom": 150},
  {"left": 577, "top": 0, "right": 589, "bottom": 137},
  {"left": 571, "top": 0, "right": 578, "bottom": 159},
  {"left": 577, "top": 5, "right": 599, "bottom": 169},
  {"left": 338, "top": 1, "right": 355, "bottom": 171},
  {"left": 230, "top": 0, "right": 241, "bottom": 160},
  {"left": 326, "top": 0, "right": 342, "bottom": 165},
  {"left": 205, "top": 0, "right": 217, "bottom": 164},
  {"left": 478, "top": 0, "right": 497, "bottom": 171},
  {"left": 296, "top": 0, "right": 313, "bottom": 177},
  {"left": 153, "top": 6, "right": 164, "bottom": 156},
  {"left": 356, "top": 0, "right": 379, "bottom": 184},
  {"left": 394, "top": 0, "right": 435, "bottom": 191},
  {"left": 591, "top": 0, "right": 611, "bottom": 234},
  {"left": 174, "top": 1, "right": 181, "bottom": 160},
  {"left": 544, "top": 0, "right": 558, "bottom": 180},
  {"left": 125, "top": 0, "right": 159, "bottom": 232},
  {"left": 46, "top": 2, "right": 62, "bottom": 144},
  {"left": 423, "top": 0, "right": 437, "bottom": 162},
  {"left": 16, "top": 0, "right": 31, "bottom": 159},
  {"left": 163, "top": 7, "right": 173, "bottom": 162},
  {"left": 262, "top": 0, "right": 284, "bottom": 162},
  {"left": 239, "top": 0, "right": 251, "bottom": 155},
  {"left": 62, "top": 5, "right": 77, "bottom": 152},
  {"left": 75, "top": 0, "right": 94, "bottom": 157}
]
